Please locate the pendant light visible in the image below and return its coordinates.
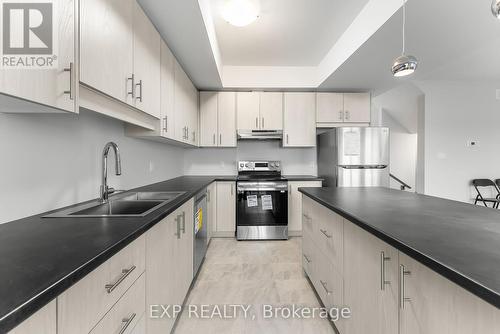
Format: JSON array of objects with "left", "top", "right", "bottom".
[
  {"left": 391, "top": 0, "right": 418, "bottom": 77},
  {"left": 493, "top": 0, "right": 500, "bottom": 18}
]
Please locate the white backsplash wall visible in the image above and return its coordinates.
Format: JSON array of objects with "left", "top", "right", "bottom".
[
  {"left": 184, "top": 140, "right": 317, "bottom": 176},
  {"left": 0, "top": 109, "right": 184, "bottom": 224}
]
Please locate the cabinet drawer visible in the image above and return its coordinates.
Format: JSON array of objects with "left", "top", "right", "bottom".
[
  {"left": 302, "top": 232, "right": 315, "bottom": 278},
  {"left": 315, "top": 252, "right": 343, "bottom": 309},
  {"left": 316, "top": 207, "right": 343, "bottom": 273},
  {"left": 90, "top": 273, "right": 146, "bottom": 334},
  {"left": 58, "top": 235, "right": 146, "bottom": 334}
]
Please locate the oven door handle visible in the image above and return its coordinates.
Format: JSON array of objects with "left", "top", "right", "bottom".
[{"left": 238, "top": 188, "right": 287, "bottom": 192}]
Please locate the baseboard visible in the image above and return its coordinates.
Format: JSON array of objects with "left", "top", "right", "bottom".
[{"left": 288, "top": 230, "right": 303, "bottom": 237}]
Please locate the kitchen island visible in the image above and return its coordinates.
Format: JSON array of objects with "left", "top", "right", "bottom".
[{"left": 299, "top": 186, "right": 500, "bottom": 334}]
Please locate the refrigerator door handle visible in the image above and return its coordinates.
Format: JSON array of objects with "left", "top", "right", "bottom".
[{"left": 338, "top": 164, "right": 388, "bottom": 169}]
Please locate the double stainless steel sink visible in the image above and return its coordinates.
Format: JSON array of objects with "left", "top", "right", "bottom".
[{"left": 44, "top": 191, "right": 186, "bottom": 218}]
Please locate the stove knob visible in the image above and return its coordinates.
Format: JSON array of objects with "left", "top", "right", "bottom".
[
  {"left": 245, "top": 162, "right": 250, "bottom": 168},
  {"left": 275, "top": 162, "right": 280, "bottom": 168}
]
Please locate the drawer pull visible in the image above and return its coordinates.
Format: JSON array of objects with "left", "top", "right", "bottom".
[
  {"left": 380, "top": 251, "right": 391, "bottom": 291},
  {"left": 118, "top": 313, "right": 136, "bottom": 334},
  {"left": 105, "top": 265, "right": 136, "bottom": 293},
  {"left": 320, "top": 229, "right": 332, "bottom": 239},
  {"left": 303, "top": 254, "right": 311, "bottom": 263},
  {"left": 399, "top": 264, "right": 411, "bottom": 309},
  {"left": 320, "top": 280, "right": 332, "bottom": 295}
]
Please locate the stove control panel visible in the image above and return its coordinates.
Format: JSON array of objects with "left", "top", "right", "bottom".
[{"left": 238, "top": 160, "right": 281, "bottom": 172}]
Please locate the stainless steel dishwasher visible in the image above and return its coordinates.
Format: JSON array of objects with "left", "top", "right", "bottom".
[{"left": 193, "top": 189, "right": 208, "bottom": 276}]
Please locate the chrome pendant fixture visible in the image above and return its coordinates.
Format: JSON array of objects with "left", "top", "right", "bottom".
[
  {"left": 391, "top": 0, "right": 418, "bottom": 77},
  {"left": 493, "top": 0, "right": 500, "bottom": 18}
]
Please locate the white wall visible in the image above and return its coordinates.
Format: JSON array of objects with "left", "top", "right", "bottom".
[
  {"left": 0, "top": 109, "right": 184, "bottom": 224},
  {"left": 418, "top": 80, "right": 500, "bottom": 203},
  {"left": 184, "top": 140, "right": 317, "bottom": 176}
]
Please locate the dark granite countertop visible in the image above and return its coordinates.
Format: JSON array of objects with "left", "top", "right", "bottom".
[
  {"left": 0, "top": 176, "right": 236, "bottom": 332},
  {"left": 299, "top": 187, "right": 500, "bottom": 309}
]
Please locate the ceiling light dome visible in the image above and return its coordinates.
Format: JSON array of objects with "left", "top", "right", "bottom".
[
  {"left": 221, "top": 0, "right": 259, "bottom": 27},
  {"left": 493, "top": 0, "right": 500, "bottom": 18},
  {"left": 391, "top": 0, "right": 418, "bottom": 77},
  {"left": 391, "top": 55, "right": 418, "bottom": 77}
]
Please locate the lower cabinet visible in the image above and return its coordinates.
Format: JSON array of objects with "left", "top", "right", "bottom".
[
  {"left": 302, "top": 197, "right": 500, "bottom": 334},
  {"left": 57, "top": 235, "right": 146, "bottom": 334},
  {"left": 288, "top": 181, "right": 322, "bottom": 235},
  {"left": 8, "top": 300, "right": 56, "bottom": 334},
  {"left": 207, "top": 182, "right": 217, "bottom": 243},
  {"left": 145, "top": 199, "right": 194, "bottom": 334},
  {"left": 215, "top": 181, "right": 236, "bottom": 237}
]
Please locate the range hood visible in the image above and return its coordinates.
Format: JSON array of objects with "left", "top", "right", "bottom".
[{"left": 237, "top": 130, "right": 283, "bottom": 140}]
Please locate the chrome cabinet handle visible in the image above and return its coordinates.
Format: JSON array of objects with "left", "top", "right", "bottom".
[
  {"left": 192, "top": 131, "right": 196, "bottom": 142},
  {"left": 63, "top": 62, "right": 74, "bottom": 100},
  {"left": 303, "top": 254, "right": 311, "bottom": 263},
  {"left": 262, "top": 117, "right": 265, "bottom": 128},
  {"left": 399, "top": 264, "right": 411, "bottom": 309},
  {"left": 286, "top": 134, "right": 289, "bottom": 144},
  {"left": 135, "top": 80, "right": 143, "bottom": 102},
  {"left": 186, "top": 126, "right": 189, "bottom": 140},
  {"left": 289, "top": 185, "right": 292, "bottom": 194},
  {"left": 181, "top": 211, "right": 186, "bottom": 234},
  {"left": 320, "top": 280, "right": 332, "bottom": 295},
  {"left": 207, "top": 189, "right": 211, "bottom": 202},
  {"left": 320, "top": 229, "right": 332, "bottom": 239},
  {"left": 345, "top": 110, "right": 350, "bottom": 120},
  {"left": 118, "top": 313, "right": 136, "bottom": 334},
  {"left": 339, "top": 110, "right": 343, "bottom": 121},
  {"left": 219, "top": 134, "right": 222, "bottom": 144},
  {"left": 105, "top": 265, "right": 136, "bottom": 293},
  {"left": 175, "top": 215, "right": 181, "bottom": 239},
  {"left": 255, "top": 117, "right": 258, "bottom": 128},
  {"left": 127, "top": 74, "right": 135, "bottom": 99},
  {"left": 213, "top": 133, "right": 216, "bottom": 145},
  {"left": 163, "top": 116, "right": 168, "bottom": 132},
  {"left": 302, "top": 213, "right": 311, "bottom": 222},
  {"left": 380, "top": 251, "right": 391, "bottom": 290}
]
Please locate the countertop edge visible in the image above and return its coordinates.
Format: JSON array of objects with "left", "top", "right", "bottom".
[
  {"left": 0, "top": 176, "right": 235, "bottom": 332},
  {"left": 299, "top": 188, "right": 500, "bottom": 309}
]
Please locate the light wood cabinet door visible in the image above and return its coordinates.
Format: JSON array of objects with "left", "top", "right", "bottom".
[
  {"left": 259, "top": 92, "right": 283, "bottom": 130},
  {"left": 160, "top": 40, "right": 175, "bottom": 138},
  {"left": 80, "top": 0, "right": 133, "bottom": 105},
  {"left": 316, "top": 93, "right": 344, "bottom": 123},
  {"left": 283, "top": 92, "right": 316, "bottom": 147},
  {"left": 174, "top": 60, "right": 189, "bottom": 143},
  {"left": 179, "top": 199, "right": 194, "bottom": 289},
  {"left": 288, "top": 181, "right": 322, "bottom": 234},
  {"left": 218, "top": 92, "right": 237, "bottom": 147},
  {"left": 207, "top": 182, "right": 217, "bottom": 242},
  {"left": 399, "top": 253, "right": 500, "bottom": 334},
  {"left": 216, "top": 182, "right": 236, "bottom": 234},
  {"left": 237, "top": 92, "right": 260, "bottom": 130},
  {"left": 200, "top": 92, "right": 218, "bottom": 147},
  {"left": 132, "top": 1, "right": 161, "bottom": 118},
  {"left": 343, "top": 93, "right": 370, "bottom": 123},
  {"left": 0, "top": 0, "right": 77, "bottom": 113},
  {"left": 8, "top": 300, "right": 56, "bottom": 334},
  {"left": 187, "top": 86, "right": 199, "bottom": 145},
  {"left": 343, "top": 222, "right": 399, "bottom": 334}
]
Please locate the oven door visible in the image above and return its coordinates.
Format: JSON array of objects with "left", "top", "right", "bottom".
[{"left": 236, "top": 181, "right": 288, "bottom": 240}]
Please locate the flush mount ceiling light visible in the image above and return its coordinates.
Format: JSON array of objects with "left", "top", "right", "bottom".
[
  {"left": 493, "top": 0, "right": 500, "bottom": 18},
  {"left": 391, "top": 0, "right": 418, "bottom": 77},
  {"left": 221, "top": 0, "right": 259, "bottom": 27}
]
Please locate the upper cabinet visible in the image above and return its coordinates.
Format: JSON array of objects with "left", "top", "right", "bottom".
[
  {"left": 80, "top": 0, "right": 134, "bottom": 105},
  {"left": 283, "top": 92, "right": 316, "bottom": 147},
  {"left": 199, "top": 92, "right": 236, "bottom": 147},
  {"left": 236, "top": 92, "right": 283, "bottom": 131},
  {"left": 159, "top": 40, "right": 175, "bottom": 139},
  {"left": 0, "top": 0, "right": 78, "bottom": 113},
  {"left": 316, "top": 92, "right": 371, "bottom": 126},
  {"left": 132, "top": 1, "right": 161, "bottom": 118},
  {"left": 174, "top": 61, "right": 199, "bottom": 145},
  {"left": 80, "top": 0, "right": 160, "bottom": 119},
  {"left": 259, "top": 92, "right": 283, "bottom": 130}
]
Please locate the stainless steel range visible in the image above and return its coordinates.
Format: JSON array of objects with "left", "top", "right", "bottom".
[{"left": 236, "top": 160, "right": 288, "bottom": 240}]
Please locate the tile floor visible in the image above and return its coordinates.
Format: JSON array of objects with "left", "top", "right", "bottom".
[{"left": 174, "top": 237, "right": 336, "bottom": 334}]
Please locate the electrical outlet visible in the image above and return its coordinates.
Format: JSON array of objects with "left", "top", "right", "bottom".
[{"left": 149, "top": 161, "right": 155, "bottom": 173}]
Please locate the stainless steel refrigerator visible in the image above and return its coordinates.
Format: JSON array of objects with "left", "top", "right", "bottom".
[{"left": 318, "top": 127, "right": 390, "bottom": 187}]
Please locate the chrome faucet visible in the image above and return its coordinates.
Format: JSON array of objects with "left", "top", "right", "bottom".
[{"left": 100, "top": 142, "right": 122, "bottom": 203}]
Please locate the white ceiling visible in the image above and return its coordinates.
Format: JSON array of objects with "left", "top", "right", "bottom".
[{"left": 210, "top": 0, "right": 370, "bottom": 66}]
